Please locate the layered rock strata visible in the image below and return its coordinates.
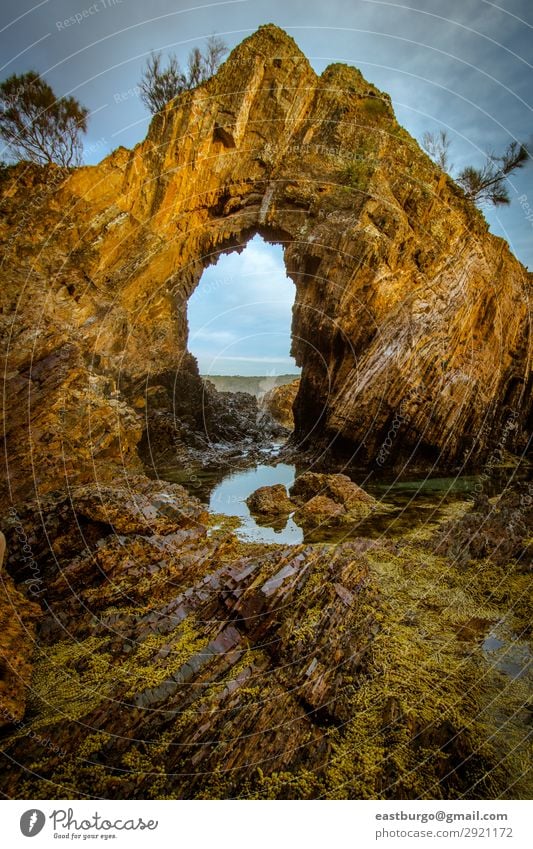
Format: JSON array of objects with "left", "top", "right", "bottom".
[{"left": 1, "top": 24, "right": 531, "bottom": 507}]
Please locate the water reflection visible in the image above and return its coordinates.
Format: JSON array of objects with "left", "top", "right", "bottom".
[
  {"left": 154, "top": 457, "right": 511, "bottom": 545},
  {"left": 209, "top": 463, "right": 303, "bottom": 544}
]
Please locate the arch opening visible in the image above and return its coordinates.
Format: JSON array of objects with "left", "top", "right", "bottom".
[
  {"left": 188, "top": 234, "right": 300, "bottom": 384},
  {"left": 184, "top": 233, "right": 302, "bottom": 440}
]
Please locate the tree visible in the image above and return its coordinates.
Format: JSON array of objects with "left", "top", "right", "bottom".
[
  {"left": 0, "top": 71, "right": 88, "bottom": 167},
  {"left": 421, "top": 129, "right": 452, "bottom": 172},
  {"left": 200, "top": 35, "right": 228, "bottom": 79},
  {"left": 421, "top": 128, "right": 530, "bottom": 207},
  {"left": 138, "top": 52, "right": 186, "bottom": 115},
  {"left": 139, "top": 36, "right": 228, "bottom": 114},
  {"left": 456, "top": 141, "right": 530, "bottom": 206}
]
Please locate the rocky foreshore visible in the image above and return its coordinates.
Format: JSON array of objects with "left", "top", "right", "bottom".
[{"left": 0, "top": 472, "right": 531, "bottom": 799}]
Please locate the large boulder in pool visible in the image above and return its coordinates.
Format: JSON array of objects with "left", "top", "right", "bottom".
[
  {"left": 246, "top": 484, "right": 294, "bottom": 517},
  {"left": 294, "top": 495, "right": 347, "bottom": 529},
  {"left": 290, "top": 472, "right": 377, "bottom": 517}
]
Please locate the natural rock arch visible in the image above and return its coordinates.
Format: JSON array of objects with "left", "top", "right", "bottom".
[{"left": 1, "top": 24, "right": 531, "bottom": 500}]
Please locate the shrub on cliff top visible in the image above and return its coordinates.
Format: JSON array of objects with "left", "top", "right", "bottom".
[
  {"left": 0, "top": 71, "right": 88, "bottom": 167},
  {"left": 139, "top": 36, "right": 228, "bottom": 114}
]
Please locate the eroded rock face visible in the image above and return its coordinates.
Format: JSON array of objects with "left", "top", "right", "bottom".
[{"left": 1, "top": 24, "right": 531, "bottom": 506}]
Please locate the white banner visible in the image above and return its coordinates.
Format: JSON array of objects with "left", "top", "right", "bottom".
[{"left": 1, "top": 799, "right": 531, "bottom": 848}]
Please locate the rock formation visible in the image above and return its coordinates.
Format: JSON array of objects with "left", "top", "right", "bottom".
[
  {"left": 1, "top": 24, "right": 531, "bottom": 507},
  {"left": 246, "top": 483, "right": 294, "bottom": 516},
  {"left": 290, "top": 472, "right": 378, "bottom": 529},
  {"left": 262, "top": 378, "right": 300, "bottom": 428},
  {"left": 0, "top": 24, "right": 531, "bottom": 802}
]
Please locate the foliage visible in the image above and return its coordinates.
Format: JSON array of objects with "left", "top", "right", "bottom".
[
  {"left": 361, "top": 95, "right": 390, "bottom": 118},
  {"left": 340, "top": 158, "right": 372, "bottom": 189},
  {"left": 421, "top": 129, "right": 452, "bottom": 171},
  {"left": 456, "top": 141, "right": 530, "bottom": 206},
  {"left": 0, "top": 71, "right": 88, "bottom": 167},
  {"left": 422, "top": 128, "right": 530, "bottom": 207},
  {"left": 139, "top": 36, "right": 228, "bottom": 114}
]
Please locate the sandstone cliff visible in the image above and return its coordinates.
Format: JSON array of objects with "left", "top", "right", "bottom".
[{"left": 1, "top": 23, "right": 531, "bottom": 503}]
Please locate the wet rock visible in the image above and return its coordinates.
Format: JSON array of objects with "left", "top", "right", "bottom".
[
  {"left": 436, "top": 480, "right": 533, "bottom": 566},
  {"left": 2, "top": 475, "right": 208, "bottom": 588},
  {"left": 139, "top": 369, "right": 289, "bottom": 469},
  {"left": 246, "top": 484, "right": 294, "bottom": 516}
]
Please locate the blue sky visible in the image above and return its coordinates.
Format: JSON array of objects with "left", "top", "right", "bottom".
[
  {"left": 1, "top": 0, "right": 531, "bottom": 374},
  {"left": 188, "top": 236, "right": 298, "bottom": 376}
]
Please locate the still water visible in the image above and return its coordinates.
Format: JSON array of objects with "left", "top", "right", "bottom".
[{"left": 155, "top": 456, "right": 500, "bottom": 545}]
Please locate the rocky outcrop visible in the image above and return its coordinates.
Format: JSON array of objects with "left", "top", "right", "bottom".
[
  {"left": 244, "top": 472, "right": 380, "bottom": 531},
  {"left": 290, "top": 474, "right": 377, "bottom": 530},
  {"left": 246, "top": 483, "right": 294, "bottom": 516},
  {"left": 437, "top": 480, "right": 533, "bottom": 566},
  {"left": 262, "top": 378, "right": 300, "bottom": 428},
  {"left": 1, "top": 24, "right": 531, "bottom": 508},
  {"left": 291, "top": 472, "right": 377, "bottom": 510}
]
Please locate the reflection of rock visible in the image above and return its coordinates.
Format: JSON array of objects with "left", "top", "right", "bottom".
[
  {"left": 262, "top": 379, "right": 300, "bottom": 429},
  {"left": 246, "top": 484, "right": 294, "bottom": 517},
  {"left": 290, "top": 472, "right": 377, "bottom": 514},
  {"left": 252, "top": 513, "right": 290, "bottom": 533}
]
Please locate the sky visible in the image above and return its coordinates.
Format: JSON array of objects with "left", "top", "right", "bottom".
[
  {"left": 1, "top": 0, "right": 531, "bottom": 373},
  {"left": 188, "top": 235, "right": 299, "bottom": 375}
]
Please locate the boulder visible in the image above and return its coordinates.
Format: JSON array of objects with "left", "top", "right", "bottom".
[
  {"left": 246, "top": 484, "right": 294, "bottom": 516},
  {"left": 290, "top": 472, "right": 376, "bottom": 517},
  {"left": 294, "top": 494, "right": 347, "bottom": 529}
]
